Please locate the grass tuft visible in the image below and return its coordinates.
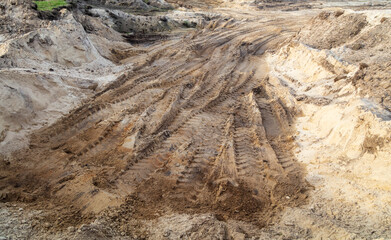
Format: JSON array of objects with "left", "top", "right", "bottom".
[{"left": 34, "top": 0, "right": 68, "bottom": 11}]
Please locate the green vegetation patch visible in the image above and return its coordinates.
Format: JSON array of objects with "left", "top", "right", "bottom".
[{"left": 34, "top": 0, "right": 68, "bottom": 11}]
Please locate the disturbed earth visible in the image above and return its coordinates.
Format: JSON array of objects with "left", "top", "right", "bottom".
[{"left": 1, "top": 0, "right": 391, "bottom": 239}]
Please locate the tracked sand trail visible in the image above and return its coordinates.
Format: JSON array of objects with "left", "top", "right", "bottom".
[
  {"left": 2, "top": 1, "right": 391, "bottom": 238},
  {"left": 1, "top": 10, "right": 314, "bottom": 228}
]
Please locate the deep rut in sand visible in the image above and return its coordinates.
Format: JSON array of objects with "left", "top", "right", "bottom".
[{"left": 0, "top": 15, "right": 310, "bottom": 228}]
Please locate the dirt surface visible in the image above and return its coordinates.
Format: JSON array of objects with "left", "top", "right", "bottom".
[
  {"left": 2, "top": 7, "right": 310, "bottom": 227},
  {"left": 1, "top": 0, "right": 391, "bottom": 239}
]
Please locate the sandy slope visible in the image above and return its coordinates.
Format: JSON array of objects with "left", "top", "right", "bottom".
[{"left": 266, "top": 11, "right": 391, "bottom": 237}]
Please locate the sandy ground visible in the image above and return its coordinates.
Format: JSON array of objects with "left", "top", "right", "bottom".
[{"left": 0, "top": 0, "right": 391, "bottom": 239}]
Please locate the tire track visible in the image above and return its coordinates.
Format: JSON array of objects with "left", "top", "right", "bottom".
[{"left": 11, "top": 14, "right": 310, "bottom": 225}]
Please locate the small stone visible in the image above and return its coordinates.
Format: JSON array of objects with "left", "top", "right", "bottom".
[
  {"left": 67, "top": 226, "right": 75, "bottom": 232},
  {"left": 231, "top": 232, "right": 245, "bottom": 240},
  {"left": 359, "top": 62, "right": 369, "bottom": 69},
  {"left": 350, "top": 43, "right": 365, "bottom": 51}
]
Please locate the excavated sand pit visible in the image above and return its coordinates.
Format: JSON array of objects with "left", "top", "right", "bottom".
[
  {"left": 1, "top": 0, "right": 391, "bottom": 239},
  {"left": 3, "top": 14, "right": 309, "bottom": 226}
]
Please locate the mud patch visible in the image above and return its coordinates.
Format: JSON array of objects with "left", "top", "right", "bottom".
[
  {"left": 113, "top": 173, "right": 307, "bottom": 228},
  {"left": 123, "top": 33, "right": 169, "bottom": 44}
]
